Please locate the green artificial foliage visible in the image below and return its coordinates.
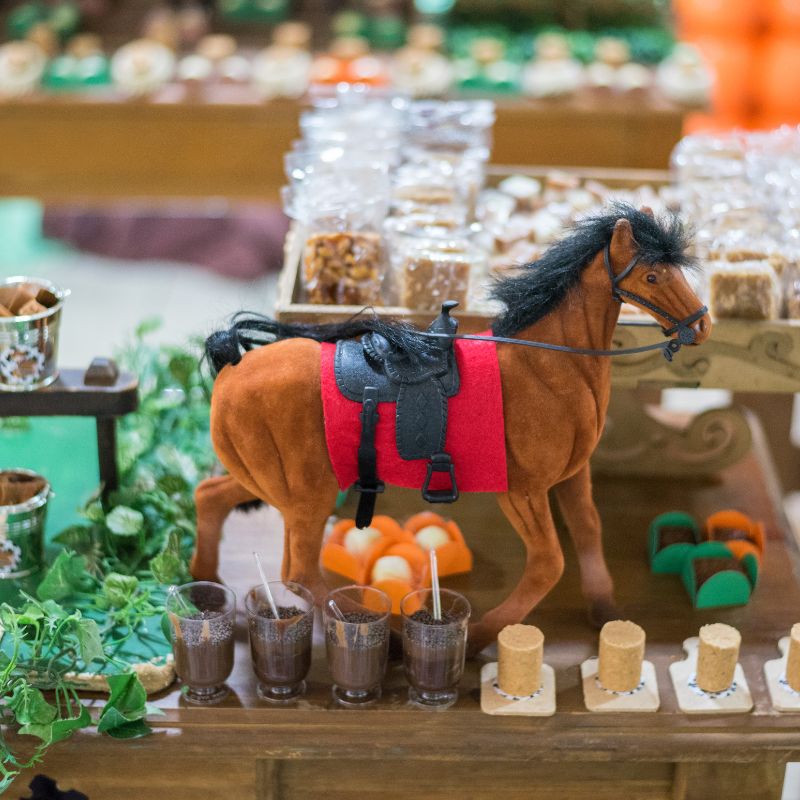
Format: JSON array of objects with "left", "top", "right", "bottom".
[
  {"left": 0, "top": 594, "right": 153, "bottom": 790},
  {"left": 0, "top": 320, "right": 214, "bottom": 791}
]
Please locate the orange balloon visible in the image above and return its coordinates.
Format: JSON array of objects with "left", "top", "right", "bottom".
[
  {"left": 763, "top": 0, "right": 800, "bottom": 32},
  {"left": 754, "top": 36, "right": 800, "bottom": 116},
  {"left": 690, "top": 35, "right": 756, "bottom": 120},
  {"left": 674, "top": 0, "right": 760, "bottom": 38}
]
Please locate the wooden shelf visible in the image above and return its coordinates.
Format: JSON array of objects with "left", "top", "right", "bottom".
[
  {"left": 9, "top": 415, "right": 800, "bottom": 799},
  {"left": 0, "top": 94, "right": 685, "bottom": 202}
]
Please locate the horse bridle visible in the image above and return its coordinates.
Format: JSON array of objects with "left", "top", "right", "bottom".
[
  {"left": 420, "top": 241, "right": 709, "bottom": 362},
  {"left": 604, "top": 242, "right": 708, "bottom": 349}
]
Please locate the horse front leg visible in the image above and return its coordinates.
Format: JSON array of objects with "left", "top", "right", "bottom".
[
  {"left": 468, "top": 489, "right": 565, "bottom": 656},
  {"left": 191, "top": 474, "right": 261, "bottom": 582},
  {"left": 552, "top": 462, "right": 620, "bottom": 628}
]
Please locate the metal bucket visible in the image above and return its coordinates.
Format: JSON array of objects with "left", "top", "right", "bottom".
[
  {"left": 0, "top": 275, "right": 68, "bottom": 391},
  {"left": 0, "top": 469, "right": 49, "bottom": 579}
]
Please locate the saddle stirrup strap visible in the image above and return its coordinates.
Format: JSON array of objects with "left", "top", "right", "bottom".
[{"left": 354, "top": 386, "right": 384, "bottom": 529}]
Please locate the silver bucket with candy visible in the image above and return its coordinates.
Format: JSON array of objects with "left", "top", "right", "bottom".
[
  {"left": 0, "top": 469, "right": 50, "bottom": 579},
  {"left": 0, "top": 276, "right": 69, "bottom": 391}
]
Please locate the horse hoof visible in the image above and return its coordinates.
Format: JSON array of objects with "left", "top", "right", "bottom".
[{"left": 587, "top": 598, "right": 622, "bottom": 629}]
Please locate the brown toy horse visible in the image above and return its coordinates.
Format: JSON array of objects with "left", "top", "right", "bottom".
[{"left": 191, "top": 205, "right": 710, "bottom": 653}]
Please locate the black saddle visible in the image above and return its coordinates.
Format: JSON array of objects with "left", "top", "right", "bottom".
[{"left": 333, "top": 301, "right": 461, "bottom": 528}]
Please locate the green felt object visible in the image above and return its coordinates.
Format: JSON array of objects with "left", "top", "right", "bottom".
[
  {"left": 680, "top": 542, "right": 754, "bottom": 609},
  {"left": 648, "top": 511, "right": 699, "bottom": 574},
  {"left": 741, "top": 552, "right": 760, "bottom": 590}
]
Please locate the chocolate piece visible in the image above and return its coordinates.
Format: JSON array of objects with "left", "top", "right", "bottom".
[
  {"left": 84, "top": 357, "right": 120, "bottom": 387},
  {"left": 657, "top": 524, "right": 696, "bottom": 549},
  {"left": 693, "top": 556, "right": 746, "bottom": 589},
  {"left": 35, "top": 287, "right": 58, "bottom": 308}
]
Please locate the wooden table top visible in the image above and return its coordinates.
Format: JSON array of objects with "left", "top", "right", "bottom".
[{"left": 9, "top": 419, "right": 800, "bottom": 797}]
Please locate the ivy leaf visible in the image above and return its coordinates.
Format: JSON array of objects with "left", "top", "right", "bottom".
[
  {"left": 54, "top": 524, "right": 97, "bottom": 554},
  {"left": 135, "top": 316, "right": 162, "bottom": 339},
  {"left": 9, "top": 685, "right": 56, "bottom": 728},
  {"left": 105, "top": 507, "right": 144, "bottom": 537},
  {"left": 168, "top": 353, "right": 196, "bottom": 388},
  {"left": 83, "top": 500, "right": 106, "bottom": 524},
  {"left": 97, "top": 673, "right": 151, "bottom": 738},
  {"left": 149, "top": 529, "right": 185, "bottom": 585},
  {"left": 36, "top": 552, "right": 89, "bottom": 601},
  {"left": 74, "top": 618, "right": 104, "bottom": 664},
  {"left": 102, "top": 717, "right": 152, "bottom": 740},
  {"left": 49, "top": 705, "right": 92, "bottom": 744},
  {"left": 102, "top": 573, "right": 139, "bottom": 608}
]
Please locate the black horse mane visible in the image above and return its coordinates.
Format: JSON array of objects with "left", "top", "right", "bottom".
[{"left": 205, "top": 203, "right": 695, "bottom": 376}]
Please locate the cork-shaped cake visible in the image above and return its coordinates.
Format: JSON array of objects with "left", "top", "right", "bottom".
[
  {"left": 696, "top": 623, "right": 740, "bottom": 693},
  {"left": 598, "top": 620, "right": 645, "bottom": 692},
  {"left": 786, "top": 623, "right": 800, "bottom": 692},
  {"left": 497, "top": 624, "right": 544, "bottom": 696}
]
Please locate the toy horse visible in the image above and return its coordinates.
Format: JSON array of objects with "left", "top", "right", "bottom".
[{"left": 191, "top": 205, "right": 710, "bottom": 653}]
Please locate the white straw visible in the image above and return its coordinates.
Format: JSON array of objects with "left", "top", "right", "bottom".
[
  {"left": 328, "top": 598, "right": 347, "bottom": 622},
  {"left": 253, "top": 551, "right": 280, "bottom": 619},
  {"left": 430, "top": 549, "right": 442, "bottom": 621}
]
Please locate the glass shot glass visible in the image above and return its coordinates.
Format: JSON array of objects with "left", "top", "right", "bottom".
[
  {"left": 166, "top": 581, "right": 236, "bottom": 705},
  {"left": 401, "top": 588, "right": 470, "bottom": 710},
  {"left": 245, "top": 581, "right": 314, "bottom": 703},
  {"left": 324, "top": 585, "right": 391, "bottom": 707}
]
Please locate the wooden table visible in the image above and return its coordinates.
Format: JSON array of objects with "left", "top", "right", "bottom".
[
  {"left": 9, "top": 416, "right": 800, "bottom": 800},
  {"left": 0, "top": 93, "right": 685, "bottom": 203},
  {"left": 0, "top": 366, "right": 138, "bottom": 500}
]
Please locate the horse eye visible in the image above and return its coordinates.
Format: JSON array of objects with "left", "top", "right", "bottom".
[{"left": 646, "top": 273, "right": 658, "bottom": 284}]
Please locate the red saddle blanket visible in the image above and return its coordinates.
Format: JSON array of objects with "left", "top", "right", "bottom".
[{"left": 320, "top": 335, "right": 508, "bottom": 493}]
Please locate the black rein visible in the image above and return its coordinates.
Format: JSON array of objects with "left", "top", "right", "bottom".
[{"left": 421, "top": 243, "right": 708, "bottom": 363}]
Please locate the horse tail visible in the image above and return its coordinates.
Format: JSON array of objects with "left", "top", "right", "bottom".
[{"left": 204, "top": 310, "right": 438, "bottom": 377}]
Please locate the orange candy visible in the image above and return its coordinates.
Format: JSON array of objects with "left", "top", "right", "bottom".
[{"left": 320, "top": 511, "right": 473, "bottom": 614}]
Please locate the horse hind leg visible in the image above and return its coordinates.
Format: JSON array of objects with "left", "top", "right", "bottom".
[
  {"left": 280, "top": 483, "right": 340, "bottom": 603},
  {"left": 552, "top": 462, "right": 620, "bottom": 628},
  {"left": 468, "top": 488, "right": 565, "bottom": 656},
  {"left": 190, "top": 474, "right": 261, "bottom": 582}
]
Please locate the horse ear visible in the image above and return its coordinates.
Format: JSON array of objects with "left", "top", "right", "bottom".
[
  {"left": 639, "top": 205, "right": 655, "bottom": 218},
  {"left": 609, "top": 217, "right": 638, "bottom": 268}
]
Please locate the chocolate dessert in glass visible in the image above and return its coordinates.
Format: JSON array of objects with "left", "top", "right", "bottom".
[
  {"left": 324, "top": 585, "right": 391, "bottom": 707},
  {"left": 166, "top": 581, "right": 236, "bottom": 705},
  {"left": 401, "top": 587, "right": 470, "bottom": 710},
  {"left": 246, "top": 581, "right": 314, "bottom": 703}
]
